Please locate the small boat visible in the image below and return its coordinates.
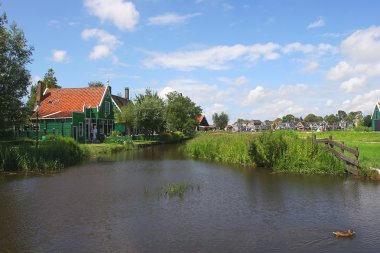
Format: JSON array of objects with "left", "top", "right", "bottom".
[{"left": 333, "top": 229, "right": 355, "bottom": 237}]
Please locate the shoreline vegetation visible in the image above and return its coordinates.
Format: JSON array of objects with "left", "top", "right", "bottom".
[
  {"left": 0, "top": 131, "right": 188, "bottom": 173},
  {"left": 186, "top": 131, "right": 380, "bottom": 179}
]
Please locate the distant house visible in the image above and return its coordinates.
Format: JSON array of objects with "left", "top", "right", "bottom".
[
  {"left": 296, "top": 122, "right": 305, "bottom": 131},
  {"left": 31, "top": 81, "right": 114, "bottom": 143},
  {"left": 372, "top": 102, "right": 380, "bottom": 131},
  {"left": 196, "top": 115, "right": 211, "bottom": 131}
]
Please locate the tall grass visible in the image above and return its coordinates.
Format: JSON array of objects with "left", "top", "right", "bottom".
[
  {"left": 0, "top": 136, "right": 85, "bottom": 173},
  {"left": 185, "top": 132, "right": 257, "bottom": 165},
  {"left": 249, "top": 131, "right": 346, "bottom": 175}
]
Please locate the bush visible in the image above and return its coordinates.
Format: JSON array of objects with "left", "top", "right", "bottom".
[
  {"left": 353, "top": 126, "right": 372, "bottom": 132},
  {"left": 0, "top": 136, "right": 85, "bottom": 173},
  {"left": 249, "top": 131, "right": 346, "bottom": 175},
  {"left": 159, "top": 132, "right": 184, "bottom": 143}
]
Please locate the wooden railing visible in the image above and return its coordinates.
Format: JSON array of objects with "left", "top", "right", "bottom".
[{"left": 308, "top": 135, "right": 360, "bottom": 175}]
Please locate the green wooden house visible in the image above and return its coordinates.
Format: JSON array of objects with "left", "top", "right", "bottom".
[
  {"left": 31, "top": 82, "right": 115, "bottom": 143},
  {"left": 372, "top": 102, "right": 380, "bottom": 131}
]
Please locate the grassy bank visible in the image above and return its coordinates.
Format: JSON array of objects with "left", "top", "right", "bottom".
[
  {"left": 185, "top": 132, "right": 257, "bottom": 165},
  {"left": 0, "top": 137, "right": 85, "bottom": 173},
  {"left": 186, "top": 131, "right": 347, "bottom": 175},
  {"left": 249, "top": 131, "right": 346, "bottom": 175}
]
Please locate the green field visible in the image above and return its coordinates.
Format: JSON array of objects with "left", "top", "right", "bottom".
[{"left": 298, "top": 131, "right": 380, "bottom": 169}]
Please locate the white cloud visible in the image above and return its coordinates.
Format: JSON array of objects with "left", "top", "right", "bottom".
[
  {"left": 341, "top": 89, "right": 380, "bottom": 113},
  {"left": 341, "top": 26, "right": 380, "bottom": 63},
  {"left": 340, "top": 77, "right": 367, "bottom": 93},
  {"left": 278, "top": 83, "right": 308, "bottom": 96},
  {"left": 148, "top": 12, "right": 201, "bottom": 26},
  {"left": 50, "top": 50, "right": 68, "bottom": 62},
  {"left": 325, "top": 99, "right": 336, "bottom": 108},
  {"left": 81, "top": 28, "right": 122, "bottom": 60},
  {"left": 307, "top": 17, "right": 325, "bottom": 29},
  {"left": 234, "top": 76, "right": 249, "bottom": 85},
  {"left": 252, "top": 100, "right": 305, "bottom": 119},
  {"left": 205, "top": 103, "right": 229, "bottom": 124},
  {"left": 243, "top": 86, "right": 267, "bottom": 106},
  {"left": 144, "top": 43, "right": 280, "bottom": 71},
  {"left": 84, "top": 0, "right": 139, "bottom": 31}
]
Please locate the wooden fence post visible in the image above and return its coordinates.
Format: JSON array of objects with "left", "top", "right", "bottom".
[
  {"left": 328, "top": 135, "right": 333, "bottom": 149},
  {"left": 341, "top": 141, "right": 345, "bottom": 154},
  {"left": 355, "top": 147, "right": 359, "bottom": 167}
]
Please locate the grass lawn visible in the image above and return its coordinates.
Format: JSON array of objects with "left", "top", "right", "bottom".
[{"left": 298, "top": 131, "right": 380, "bottom": 169}]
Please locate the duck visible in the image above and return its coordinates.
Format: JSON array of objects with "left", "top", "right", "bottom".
[{"left": 333, "top": 229, "right": 355, "bottom": 237}]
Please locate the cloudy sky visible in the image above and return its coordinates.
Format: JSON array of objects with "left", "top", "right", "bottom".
[{"left": 3, "top": 0, "right": 380, "bottom": 123}]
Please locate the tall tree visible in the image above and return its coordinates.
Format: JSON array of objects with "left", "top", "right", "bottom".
[
  {"left": 324, "top": 114, "right": 339, "bottom": 124},
  {"left": 363, "top": 115, "right": 372, "bottom": 127},
  {"left": 115, "top": 101, "right": 135, "bottom": 135},
  {"left": 134, "top": 89, "right": 165, "bottom": 137},
  {"left": 88, "top": 81, "right": 104, "bottom": 87},
  {"left": 0, "top": 12, "right": 33, "bottom": 131},
  {"left": 282, "top": 114, "right": 295, "bottom": 123},
  {"left": 304, "top": 114, "right": 319, "bottom": 122},
  {"left": 165, "top": 91, "right": 202, "bottom": 135},
  {"left": 42, "top": 68, "right": 60, "bottom": 88},
  {"left": 337, "top": 110, "right": 347, "bottom": 121},
  {"left": 212, "top": 112, "right": 229, "bottom": 130}
]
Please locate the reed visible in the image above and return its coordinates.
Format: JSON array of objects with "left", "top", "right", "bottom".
[
  {"left": 185, "top": 132, "right": 257, "bottom": 165},
  {"left": 161, "top": 182, "right": 194, "bottom": 197},
  {"left": 0, "top": 136, "right": 85, "bottom": 173},
  {"left": 249, "top": 131, "right": 346, "bottom": 175}
]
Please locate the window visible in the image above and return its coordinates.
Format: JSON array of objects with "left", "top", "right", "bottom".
[
  {"left": 79, "top": 122, "right": 83, "bottom": 137},
  {"left": 105, "top": 101, "right": 110, "bottom": 116}
]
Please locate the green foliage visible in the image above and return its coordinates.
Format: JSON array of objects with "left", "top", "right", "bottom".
[
  {"left": 0, "top": 12, "right": 33, "bottom": 132},
  {"left": 158, "top": 131, "right": 185, "bottom": 143},
  {"left": 161, "top": 182, "right": 195, "bottom": 197},
  {"left": 165, "top": 91, "right": 202, "bottom": 136},
  {"left": 353, "top": 126, "right": 372, "bottom": 132},
  {"left": 304, "top": 114, "right": 322, "bottom": 122},
  {"left": 249, "top": 131, "right": 346, "bottom": 175},
  {"left": 134, "top": 89, "right": 165, "bottom": 137},
  {"left": 114, "top": 101, "right": 135, "bottom": 135},
  {"left": 363, "top": 115, "right": 372, "bottom": 127},
  {"left": 324, "top": 114, "right": 339, "bottom": 124},
  {"left": 186, "top": 132, "right": 256, "bottom": 165},
  {"left": 88, "top": 81, "right": 104, "bottom": 87},
  {"left": 0, "top": 136, "right": 84, "bottom": 172},
  {"left": 282, "top": 114, "right": 296, "bottom": 123},
  {"left": 212, "top": 112, "right": 229, "bottom": 130},
  {"left": 42, "top": 68, "right": 60, "bottom": 88}
]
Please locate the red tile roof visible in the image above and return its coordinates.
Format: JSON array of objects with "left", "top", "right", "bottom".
[
  {"left": 32, "top": 86, "right": 106, "bottom": 119},
  {"left": 197, "top": 115, "right": 204, "bottom": 123}
]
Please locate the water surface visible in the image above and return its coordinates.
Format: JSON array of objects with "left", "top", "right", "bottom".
[{"left": 0, "top": 144, "right": 379, "bottom": 253}]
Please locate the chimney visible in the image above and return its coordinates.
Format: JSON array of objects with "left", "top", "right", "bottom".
[
  {"left": 108, "top": 85, "right": 112, "bottom": 95},
  {"left": 36, "top": 81, "right": 43, "bottom": 104},
  {"left": 125, "top": 87, "right": 129, "bottom": 101}
]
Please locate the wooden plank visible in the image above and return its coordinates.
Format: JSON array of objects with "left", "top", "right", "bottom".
[
  {"left": 314, "top": 138, "right": 328, "bottom": 143},
  {"left": 328, "top": 147, "right": 359, "bottom": 166},
  {"left": 329, "top": 140, "right": 359, "bottom": 156},
  {"left": 346, "top": 165, "right": 359, "bottom": 176}
]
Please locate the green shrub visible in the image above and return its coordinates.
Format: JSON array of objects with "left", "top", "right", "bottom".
[
  {"left": 249, "top": 131, "right": 346, "bottom": 175},
  {"left": 159, "top": 132, "right": 184, "bottom": 143},
  {"left": 353, "top": 126, "right": 372, "bottom": 132}
]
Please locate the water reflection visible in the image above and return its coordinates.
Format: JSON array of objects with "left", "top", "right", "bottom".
[{"left": 0, "top": 144, "right": 379, "bottom": 253}]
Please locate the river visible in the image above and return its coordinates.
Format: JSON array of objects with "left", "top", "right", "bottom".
[{"left": 0, "top": 144, "right": 379, "bottom": 253}]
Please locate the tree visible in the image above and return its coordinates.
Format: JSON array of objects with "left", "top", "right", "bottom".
[
  {"left": 88, "top": 81, "right": 104, "bottom": 87},
  {"left": 134, "top": 89, "right": 165, "bottom": 137},
  {"left": 324, "top": 114, "right": 339, "bottom": 125},
  {"left": 304, "top": 114, "right": 319, "bottom": 122},
  {"left": 363, "top": 115, "right": 372, "bottom": 127},
  {"left": 282, "top": 114, "right": 295, "bottom": 123},
  {"left": 0, "top": 12, "right": 33, "bottom": 132},
  {"left": 212, "top": 112, "right": 229, "bottom": 130},
  {"left": 165, "top": 91, "right": 202, "bottom": 135},
  {"left": 115, "top": 101, "right": 135, "bottom": 135},
  {"left": 337, "top": 110, "right": 347, "bottom": 121},
  {"left": 42, "top": 68, "right": 60, "bottom": 88}
]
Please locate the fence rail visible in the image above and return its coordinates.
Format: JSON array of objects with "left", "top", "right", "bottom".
[{"left": 308, "top": 135, "right": 360, "bottom": 175}]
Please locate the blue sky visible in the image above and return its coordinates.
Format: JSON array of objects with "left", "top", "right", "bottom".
[{"left": 2, "top": 0, "right": 380, "bottom": 123}]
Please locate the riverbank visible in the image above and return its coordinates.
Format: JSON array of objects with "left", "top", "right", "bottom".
[{"left": 186, "top": 131, "right": 379, "bottom": 178}]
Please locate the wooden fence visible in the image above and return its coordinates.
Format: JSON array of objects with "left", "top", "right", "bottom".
[{"left": 308, "top": 135, "right": 360, "bottom": 175}]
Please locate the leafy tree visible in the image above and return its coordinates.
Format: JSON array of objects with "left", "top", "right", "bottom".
[
  {"left": 88, "top": 81, "right": 104, "bottom": 87},
  {"left": 304, "top": 114, "right": 319, "bottom": 122},
  {"left": 282, "top": 114, "right": 295, "bottom": 123},
  {"left": 363, "top": 115, "right": 372, "bottom": 127},
  {"left": 337, "top": 110, "right": 347, "bottom": 121},
  {"left": 324, "top": 114, "right": 339, "bottom": 124},
  {"left": 42, "top": 68, "right": 60, "bottom": 88},
  {"left": 26, "top": 83, "right": 37, "bottom": 113},
  {"left": 115, "top": 101, "right": 135, "bottom": 135},
  {"left": 165, "top": 91, "right": 202, "bottom": 135},
  {"left": 212, "top": 112, "right": 229, "bottom": 130},
  {"left": 134, "top": 89, "right": 165, "bottom": 137},
  {"left": 0, "top": 12, "right": 33, "bottom": 132}
]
